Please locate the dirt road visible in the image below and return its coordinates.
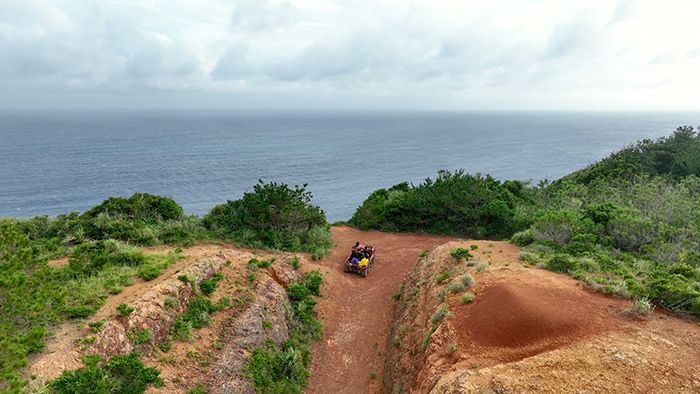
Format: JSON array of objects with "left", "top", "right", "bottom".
[{"left": 305, "top": 226, "right": 459, "bottom": 394}]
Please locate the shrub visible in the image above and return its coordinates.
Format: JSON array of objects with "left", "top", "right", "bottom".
[
  {"left": 46, "top": 353, "right": 163, "bottom": 393},
  {"left": 459, "top": 274, "right": 474, "bottom": 288},
  {"left": 287, "top": 284, "right": 310, "bottom": 302},
  {"left": 82, "top": 193, "right": 183, "bottom": 223},
  {"left": 200, "top": 273, "right": 224, "bottom": 297},
  {"left": 546, "top": 254, "right": 578, "bottom": 273},
  {"left": 448, "top": 281, "right": 466, "bottom": 293},
  {"left": 289, "top": 255, "right": 301, "bottom": 270},
  {"left": 116, "top": 303, "right": 134, "bottom": 317},
  {"left": 436, "top": 271, "right": 451, "bottom": 284},
  {"left": 129, "top": 328, "right": 152, "bottom": 345},
  {"left": 510, "top": 229, "right": 534, "bottom": 246},
  {"left": 624, "top": 297, "right": 654, "bottom": 316},
  {"left": 303, "top": 270, "right": 323, "bottom": 296},
  {"left": 65, "top": 306, "right": 97, "bottom": 319},
  {"left": 669, "top": 263, "right": 696, "bottom": 279},
  {"left": 418, "top": 250, "right": 429, "bottom": 258},
  {"left": 350, "top": 170, "right": 524, "bottom": 238},
  {"left": 137, "top": 265, "right": 161, "bottom": 281},
  {"left": 88, "top": 320, "right": 105, "bottom": 333},
  {"left": 449, "top": 248, "right": 473, "bottom": 261},
  {"left": 203, "top": 180, "right": 330, "bottom": 255},
  {"left": 460, "top": 293, "right": 475, "bottom": 304},
  {"left": 430, "top": 304, "right": 449, "bottom": 326}
]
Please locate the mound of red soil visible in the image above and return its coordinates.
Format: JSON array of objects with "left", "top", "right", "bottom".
[
  {"left": 453, "top": 278, "right": 623, "bottom": 364},
  {"left": 465, "top": 282, "right": 593, "bottom": 348}
]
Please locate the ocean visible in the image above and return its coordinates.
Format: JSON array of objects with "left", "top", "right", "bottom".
[{"left": 1, "top": 110, "right": 698, "bottom": 222}]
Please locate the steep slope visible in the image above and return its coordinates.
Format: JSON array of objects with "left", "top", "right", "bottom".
[{"left": 383, "top": 241, "right": 700, "bottom": 393}]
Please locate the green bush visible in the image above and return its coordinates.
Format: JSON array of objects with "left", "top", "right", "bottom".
[
  {"left": 459, "top": 274, "right": 474, "bottom": 288},
  {"left": 116, "top": 303, "right": 134, "bottom": 317},
  {"left": 448, "top": 281, "right": 466, "bottom": 293},
  {"left": 82, "top": 193, "right": 183, "bottom": 223},
  {"left": 449, "top": 248, "right": 473, "bottom": 261},
  {"left": 200, "top": 272, "right": 224, "bottom": 296},
  {"left": 510, "top": 229, "right": 534, "bottom": 246},
  {"left": 303, "top": 270, "right": 323, "bottom": 296},
  {"left": 45, "top": 353, "right": 163, "bottom": 394},
  {"left": 287, "top": 284, "right": 310, "bottom": 302},
  {"left": 203, "top": 180, "right": 331, "bottom": 255},
  {"left": 349, "top": 170, "right": 525, "bottom": 238},
  {"left": 137, "top": 265, "right": 161, "bottom": 281},
  {"left": 546, "top": 254, "right": 578, "bottom": 273}
]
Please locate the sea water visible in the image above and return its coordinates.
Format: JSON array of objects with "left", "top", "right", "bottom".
[{"left": 1, "top": 110, "right": 698, "bottom": 222}]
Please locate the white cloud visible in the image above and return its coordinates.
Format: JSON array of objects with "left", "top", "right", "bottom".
[{"left": 1, "top": 0, "right": 699, "bottom": 110}]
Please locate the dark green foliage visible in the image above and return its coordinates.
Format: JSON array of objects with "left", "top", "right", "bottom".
[
  {"left": 65, "top": 306, "right": 97, "bottom": 319},
  {"left": 287, "top": 284, "right": 310, "bottom": 302},
  {"left": 117, "top": 303, "right": 134, "bottom": 317},
  {"left": 669, "top": 263, "right": 696, "bottom": 279},
  {"left": 203, "top": 180, "right": 331, "bottom": 256},
  {"left": 188, "top": 383, "right": 207, "bottom": 394},
  {"left": 82, "top": 193, "right": 183, "bottom": 223},
  {"left": 137, "top": 265, "right": 161, "bottom": 281},
  {"left": 45, "top": 353, "right": 163, "bottom": 394},
  {"left": 303, "top": 270, "right": 323, "bottom": 296},
  {"left": 565, "top": 126, "right": 700, "bottom": 184},
  {"left": 200, "top": 273, "right": 224, "bottom": 296},
  {"left": 349, "top": 170, "right": 524, "bottom": 238},
  {"left": 246, "top": 271, "right": 323, "bottom": 393},
  {"left": 449, "top": 248, "right": 473, "bottom": 261},
  {"left": 546, "top": 254, "right": 578, "bottom": 273}
]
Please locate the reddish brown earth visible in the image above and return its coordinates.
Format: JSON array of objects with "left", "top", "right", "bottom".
[
  {"left": 27, "top": 227, "right": 700, "bottom": 393},
  {"left": 304, "top": 227, "right": 459, "bottom": 394}
]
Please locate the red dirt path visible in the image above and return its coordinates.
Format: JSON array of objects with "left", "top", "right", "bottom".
[{"left": 305, "top": 227, "right": 459, "bottom": 394}]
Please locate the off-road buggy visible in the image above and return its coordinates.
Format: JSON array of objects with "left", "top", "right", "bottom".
[{"left": 344, "top": 244, "right": 375, "bottom": 277}]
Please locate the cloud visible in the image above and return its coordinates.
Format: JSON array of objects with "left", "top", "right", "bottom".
[
  {"left": 230, "top": 0, "right": 299, "bottom": 32},
  {"left": 1, "top": 0, "right": 700, "bottom": 110},
  {"left": 210, "top": 42, "right": 253, "bottom": 81}
]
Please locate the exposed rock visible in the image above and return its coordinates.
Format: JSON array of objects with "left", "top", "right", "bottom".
[
  {"left": 87, "top": 258, "right": 222, "bottom": 357},
  {"left": 269, "top": 258, "right": 302, "bottom": 288},
  {"left": 203, "top": 271, "right": 291, "bottom": 393}
]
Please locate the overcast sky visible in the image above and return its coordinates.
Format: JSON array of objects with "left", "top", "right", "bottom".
[{"left": 1, "top": 0, "right": 699, "bottom": 111}]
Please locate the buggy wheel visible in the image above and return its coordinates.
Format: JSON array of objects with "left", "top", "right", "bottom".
[
  {"left": 344, "top": 264, "right": 349, "bottom": 273},
  {"left": 361, "top": 269, "right": 368, "bottom": 277}
]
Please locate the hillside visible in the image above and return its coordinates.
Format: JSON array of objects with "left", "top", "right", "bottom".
[
  {"left": 383, "top": 240, "right": 700, "bottom": 393},
  {"left": 18, "top": 227, "right": 700, "bottom": 393}
]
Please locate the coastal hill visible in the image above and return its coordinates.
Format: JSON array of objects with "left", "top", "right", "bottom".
[{"left": 21, "top": 226, "right": 700, "bottom": 393}]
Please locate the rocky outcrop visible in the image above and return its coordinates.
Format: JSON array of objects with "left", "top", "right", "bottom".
[
  {"left": 204, "top": 274, "right": 291, "bottom": 393},
  {"left": 87, "top": 258, "right": 223, "bottom": 357}
]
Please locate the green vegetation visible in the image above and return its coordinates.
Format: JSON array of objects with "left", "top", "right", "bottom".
[
  {"left": 1, "top": 182, "right": 331, "bottom": 389},
  {"left": 449, "top": 248, "right": 473, "bottom": 262},
  {"left": 352, "top": 126, "right": 700, "bottom": 317},
  {"left": 200, "top": 272, "right": 224, "bottom": 296},
  {"left": 45, "top": 353, "right": 163, "bottom": 394},
  {"left": 203, "top": 180, "right": 331, "bottom": 258},
  {"left": 459, "top": 293, "right": 475, "bottom": 304},
  {"left": 245, "top": 271, "right": 323, "bottom": 393},
  {"left": 116, "top": 303, "right": 134, "bottom": 317},
  {"left": 514, "top": 126, "right": 700, "bottom": 316},
  {"left": 349, "top": 170, "right": 528, "bottom": 238}
]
